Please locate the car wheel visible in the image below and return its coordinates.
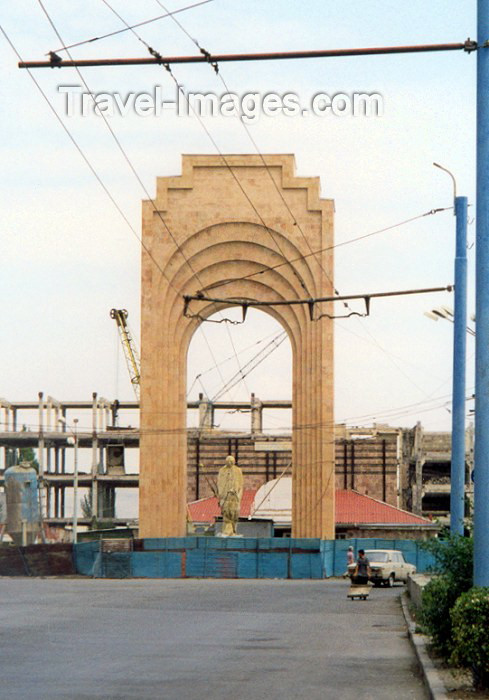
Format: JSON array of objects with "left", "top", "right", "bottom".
[{"left": 387, "top": 573, "right": 395, "bottom": 588}]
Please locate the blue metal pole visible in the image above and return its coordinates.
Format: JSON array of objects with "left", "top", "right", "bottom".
[
  {"left": 451, "top": 196, "right": 467, "bottom": 536},
  {"left": 474, "top": 0, "right": 489, "bottom": 586}
]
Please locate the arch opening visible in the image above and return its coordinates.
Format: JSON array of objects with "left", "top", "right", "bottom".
[{"left": 186, "top": 307, "right": 292, "bottom": 432}]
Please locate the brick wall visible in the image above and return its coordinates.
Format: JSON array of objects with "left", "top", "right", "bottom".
[{"left": 187, "top": 432, "right": 400, "bottom": 505}]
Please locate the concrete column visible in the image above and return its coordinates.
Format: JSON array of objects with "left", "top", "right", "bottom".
[
  {"left": 91, "top": 392, "right": 99, "bottom": 520},
  {"left": 251, "top": 393, "right": 263, "bottom": 434},
  {"left": 38, "top": 392, "right": 44, "bottom": 476},
  {"left": 198, "top": 393, "right": 213, "bottom": 431},
  {"left": 413, "top": 421, "right": 424, "bottom": 515}
]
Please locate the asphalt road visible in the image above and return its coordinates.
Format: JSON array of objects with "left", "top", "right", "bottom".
[{"left": 0, "top": 578, "right": 427, "bottom": 700}]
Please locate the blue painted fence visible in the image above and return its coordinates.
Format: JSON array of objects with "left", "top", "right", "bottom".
[
  {"left": 320, "top": 538, "right": 437, "bottom": 577},
  {"left": 74, "top": 537, "right": 437, "bottom": 579}
]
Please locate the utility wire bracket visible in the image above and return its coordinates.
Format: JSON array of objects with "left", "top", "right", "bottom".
[
  {"left": 315, "top": 297, "right": 370, "bottom": 321},
  {"left": 464, "top": 38, "right": 479, "bottom": 52},
  {"left": 308, "top": 300, "right": 315, "bottom": 321},
  {"left": 182, "top": 284, "right": 453, "bottom": 322},
  {"left": 183, "top": 295, "right": 191, "bottom": 317}
]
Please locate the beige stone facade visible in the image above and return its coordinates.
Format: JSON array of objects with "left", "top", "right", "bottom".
[{"left": 139, "top": 155, "right": 335, "bottom": 538}]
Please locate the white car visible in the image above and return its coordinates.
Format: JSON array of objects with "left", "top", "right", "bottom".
[{"left": 348, "top": 549, "right": 416, "bottom": 587}]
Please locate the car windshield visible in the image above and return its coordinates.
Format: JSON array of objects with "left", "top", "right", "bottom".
[{"left": 365, "top": 551, "right": 389, "bottom": 563}]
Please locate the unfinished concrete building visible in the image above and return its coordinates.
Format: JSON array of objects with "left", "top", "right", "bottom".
[
  {"left": 403, "top": 422, "right": 474, "bottom": 519},
  {"left": 0, "top": 394, "right": 473, "bottom": 530}
]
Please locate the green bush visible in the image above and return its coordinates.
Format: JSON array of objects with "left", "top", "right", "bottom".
[
  {"left": 421, "top": 534, "right": 473, "bottom": 591},
  {"left": 419, "top": 535, "right": 473, "bottom": 657},
  {"left": 450, "top": 588, "right": 489, "bottom": 689},
  {"left": 420, "top": 576, "right": 458, "bottom": 655}
]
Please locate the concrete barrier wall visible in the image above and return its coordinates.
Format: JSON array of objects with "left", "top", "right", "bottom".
[
  {"left": 74, "top": 537, "right": 437, "bottom": 579},
  {"left": 407, "top": 574, "right": 432, "bottom": 609}
]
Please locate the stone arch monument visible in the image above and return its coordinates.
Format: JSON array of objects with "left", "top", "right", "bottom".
[{"left": 140, "top": 154, "right": 335, "bottom": 538}]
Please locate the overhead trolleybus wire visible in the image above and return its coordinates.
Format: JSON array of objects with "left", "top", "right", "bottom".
[
  {"left": 35, "top": 0, "right": 234, "bottom": 394},
  {"left": 46, "top": 0, "right": 215, "bottom": 55}
]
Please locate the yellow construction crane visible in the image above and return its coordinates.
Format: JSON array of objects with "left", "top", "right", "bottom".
[{"left": 110, "top": 309, "right": 141, "bottom": 399}]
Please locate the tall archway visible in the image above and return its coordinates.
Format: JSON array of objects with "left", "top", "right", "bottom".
[{"left": 139, "top": 155, "right": 334, "bottom": 538}]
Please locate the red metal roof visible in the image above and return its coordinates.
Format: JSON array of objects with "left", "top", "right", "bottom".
[
  {"left": 188, "top": 488, "right": 433, "bottom": 526},
  {"left": 188, "top": 490, "right": 256, "bottom": 523}
]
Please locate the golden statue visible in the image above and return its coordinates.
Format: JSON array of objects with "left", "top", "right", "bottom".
[{"left": 217, "top": 455, "right": 244, "bottom": 536}]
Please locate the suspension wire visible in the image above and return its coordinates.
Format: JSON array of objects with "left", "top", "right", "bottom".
[
  {"left": 203, "top": 207, "right": 453, "bottom": 293},
  {"left": 48, "top": 0, "right": 215, "bottom": 54},
  {"left": 4, "top": 385, "right": 475, "bottom": 434},
  {"left": 38, "top": 0, "right": 200, "bottom": 286},
  {"left": 212, "top": 332, "right": 288, "bottom": 401},
  {"left": 348, "top": 317, "right": 443, "bottom": 398},
  {"left": 173, "top": 2, "right": 455, "bottom": 376},
  {"left": 98, "top": 0, "right": 256, "bottom": 400},
  {"left": 335, "top": 320, "right": 447, "bottom": 384},
  {"left": 338, "top": 388, "right": 474, "bottom": 424},
  {"left": 3, "top": 19, "right": 228, "bottom": 412},
  {"left": 153, "top": 0, "right": 339, "bottom": 304},
  {"left": 14, "top": 8, "right": 467, "bottom": 424},
  {"left": 167, "top": 2, "right": 457, "bottom": 395},
  {"left": 98, "top": 0, "right": 311, "bottom": 298},
  {"left": 187, "top": 329, "right": 287, "bottom": 398},
  {"left": 2, "top": 389, "right": 470, "bottom": 436},
  {"left": 197, "top": 375, "right": 210, "bottom": 398},
  {"left": 186, "top": 375, "right": 201, "bottom": 399},
  {"left": 249, "top": 460, "right": 292, "bottom": 516},
  {"left": 35, "top": 0, "right": 231, "bottom": 395},
  {"left": 0, "top": 23, "right": 180, "bottom": 297},
  {"left": 40, "top": 0, "right": 455, "bottom": 410},
  {"left": 149, "top": 2, "right": 455, "bottom": 331},
  {"left": 96, "top": 1, "right": 315, "bottom": 401},
  {"left": 147, "top": 0, "right": 467, "bottom": 369}
]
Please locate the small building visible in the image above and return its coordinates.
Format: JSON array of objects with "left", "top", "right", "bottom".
[{"left": 334, "top": 488, "right": 438, "bottom": 539}]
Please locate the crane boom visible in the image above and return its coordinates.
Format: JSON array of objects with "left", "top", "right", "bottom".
[{"left": 110, "top": 309, "right": 141, "bottom": 399}]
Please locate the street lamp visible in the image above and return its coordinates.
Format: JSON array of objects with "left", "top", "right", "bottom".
[
  {"left": 58, "top": 416, "right": 79, "bottom": 544},
  {"left": 433, "top": 163, "right": 468, "bottom": 536},
  {"left": 424, "top": 306, "right": 475, "bottom": 336}
]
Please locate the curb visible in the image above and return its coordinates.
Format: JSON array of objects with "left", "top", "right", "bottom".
[{"left": 400, "top": 591, "right": 449, "bottom": 700}]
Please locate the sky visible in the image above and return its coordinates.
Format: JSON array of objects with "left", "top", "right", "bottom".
[{"left": 0, "top": 0, "right": 479, "bottom": 444}]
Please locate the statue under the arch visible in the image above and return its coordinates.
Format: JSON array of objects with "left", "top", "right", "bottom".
[{"left": 217, "top": 455, "right": 244, "bottom": 537}]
